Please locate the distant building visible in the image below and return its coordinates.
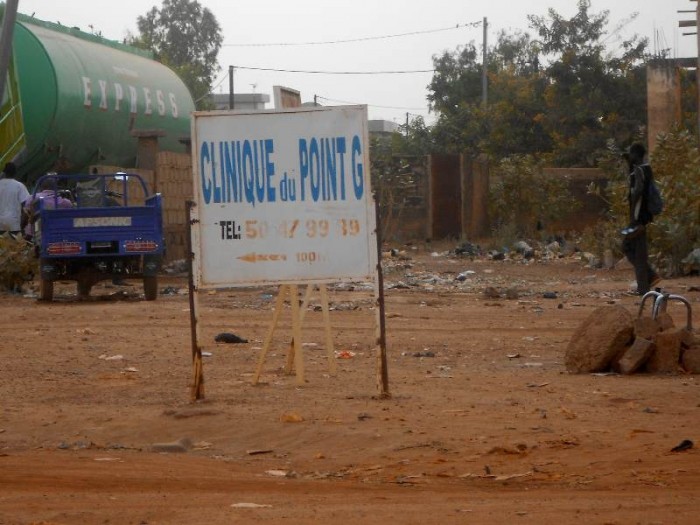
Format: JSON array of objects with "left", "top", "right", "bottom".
[
  {"left": 368, "top": 120, "right": 399, "bottom": 135},
  {"left": 209, "top": 93, "right": 270, "bottom": 111}
]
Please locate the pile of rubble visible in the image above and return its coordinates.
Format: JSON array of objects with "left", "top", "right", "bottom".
[{"left": 565, "top": 292, "right": 698, "bottom": 375}]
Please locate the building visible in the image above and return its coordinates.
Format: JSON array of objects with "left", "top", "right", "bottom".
[{"left": 209, "top": 93, "right": 270, "bottom": 111}]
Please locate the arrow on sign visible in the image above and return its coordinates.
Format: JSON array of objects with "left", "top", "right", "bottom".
[{"left": 237, "top": 252, "right": 288, "bottom": 263}]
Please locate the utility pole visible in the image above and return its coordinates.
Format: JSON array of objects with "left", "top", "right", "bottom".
[
  {"left": 228, "top": 65, "right": 234, "bottom": 110},
  {"left": 0, "top": 0, "right": 19, "bottom": 105},
  {"left": 482, "top": 17, "right": 488, "bottom": 107}
]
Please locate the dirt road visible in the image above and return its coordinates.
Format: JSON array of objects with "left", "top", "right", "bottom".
[{"left": 1, "top": 245, "right": 699, "bottom": 524}]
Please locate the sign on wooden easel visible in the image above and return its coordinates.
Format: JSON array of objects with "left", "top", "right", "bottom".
[
  {"left": 189, "top": 105, "right": 388, "bottom": 400},
  {"left": 252, "top": 283, "right": 337, "bottom": 386}
]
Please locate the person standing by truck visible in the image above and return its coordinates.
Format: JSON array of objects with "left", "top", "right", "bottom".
[{"left": 0, "top": 162, "right": 30, "bottom": 237}]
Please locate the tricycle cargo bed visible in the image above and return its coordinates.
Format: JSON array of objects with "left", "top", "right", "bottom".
[
  {"left": 40, "top": 200, "right": 164, "bottom": 257},
  {"left": 30, "top": 173, "right": 165, "bottom": 301}
]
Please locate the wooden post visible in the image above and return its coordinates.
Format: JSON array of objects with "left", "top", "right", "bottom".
[
  {"left": 374, "top": 197, "right": 390, "bottom": 397},
  {"left": 186, "top": 201, "right": 204, "bottom": 401},
  {"left": 252, "top": 285, "right": 288, "bottom": 384},
  {"left": 289, "top": 284, "right": 305, "bottom": 385},
  {"left": 319, "top": 284, "right": 337, "bottom": 375}
]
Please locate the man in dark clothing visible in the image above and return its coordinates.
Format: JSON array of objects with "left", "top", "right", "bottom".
[{"left": 622, "top": 143, "right": 660, "bottom": 295}]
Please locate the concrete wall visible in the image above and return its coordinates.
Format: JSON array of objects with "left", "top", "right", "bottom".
[
  {"left": 647, "top": 62, "right": 682, "bottom": 153},
  {"left": 379, "top": 155, "right": 610, "bottom": 241}
]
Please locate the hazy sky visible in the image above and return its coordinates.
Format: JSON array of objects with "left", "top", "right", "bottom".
[{"left": 14, "top": 0, "right": 699, "bottom": 124}]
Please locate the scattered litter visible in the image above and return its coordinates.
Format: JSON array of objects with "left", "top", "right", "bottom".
[
  {"left": 215, "top": 332, "right": 248, "bottom": 344},
  {"left": 99, "top": 354, "right": 124, "bottom": 361},
  {"left": 413, "top": 351, "right": 436, "bottom": 358},
  {"left": 335, "top": 350, "right": 355, "bottom": 359},
  {"left": 202, "top": 351, "right": 213, "bottom": 357},
  {"left": 160, "top": 286, "right": 179, "bottom": 295},
  {"left": 543, "top": 292, "right": 558, "bottom": 299},
  {"left": 231, "top": 502, "right": 272, "bottom": 509},
  {"left": 280, "top": 412, "right": 304, "bottom": 423},
  {"left": 459, "top": 471, "right": 533, "bottom": 481},
  {"left": 123, "top": 367, "right": 138, "bottom": 373},
  {"left": 523, "top": 362, "right": 543, "bottom": 367},
  {"left": 527, "top": 382, "right": 550, "bottom": 388},
  {"left": 507, "top": 353, "right": 522, "bottom": 359},
  {"left": 93, "top": 457, "right": 121, "bottom": 462},
  {"left": 265, "top": 469, "right": 289, "bottom": 477},
  {"left": 671, "top": 439, "right": 694, "bottom": 453},
  {"left": 357, "top": 413, "right": 372, "bottom": 421}
]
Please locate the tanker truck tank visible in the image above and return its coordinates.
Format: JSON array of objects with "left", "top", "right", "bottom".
[{"left": 0, "top": 8, "right": 195, "bottom": 182}]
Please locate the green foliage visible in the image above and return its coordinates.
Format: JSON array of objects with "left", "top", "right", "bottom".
[
  {"left": 426, "top": 1, "right": 650, "bottom": 167},
  {"left": 647, "top": 131, "right": 700, "bottom": 275},
  {"left": 0, "top": 234, "right": 35, "bottom": 291},
  {"left": 369, "top": 133, "right": 418, "bottom": 240},
  {"left": 488, "top": 155, "right": 579, "bottom": 237},
  {"left": 588, "top": 131, "right": 700, "bottom": 276},
  {"left": 132, "top": 0, "right": 222, "bottom": 109}
]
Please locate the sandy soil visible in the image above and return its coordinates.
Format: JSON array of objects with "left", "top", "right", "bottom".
[{"left": 1, "top": 243, "right": 699, "bottom": 524}]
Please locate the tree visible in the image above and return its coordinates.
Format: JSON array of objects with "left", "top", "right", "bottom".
[
  {"left": 133, "top": 0, "right": 222, "bottom": 108},
  {"left": 425, "top": 1, "right": 650, "bottom": 166},
  {"left": 527, "top": 0, "right": 649, "bottom": 166}
]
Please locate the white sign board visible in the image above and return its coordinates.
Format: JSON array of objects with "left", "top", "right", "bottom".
[{"left": 191, "top": 105, "right": 377, "bottom": 288}]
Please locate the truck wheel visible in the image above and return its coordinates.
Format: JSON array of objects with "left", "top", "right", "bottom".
[
  {"left": 39, "top": 279, "right": 54, "bottom": 301},
  {"left": 143, "top": 275, "right": 158, "bottom": 301},
  {"left": 77, "top": 280, "right": 92, "bottom": 298}
]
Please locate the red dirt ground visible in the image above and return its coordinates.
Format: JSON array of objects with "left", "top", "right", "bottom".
[{"left": 1, "top": 243, "right": 699, "bottom": 524}]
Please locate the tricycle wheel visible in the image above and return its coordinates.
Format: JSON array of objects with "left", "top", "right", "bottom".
[
  {"left": 143, "top": 275, "right": 158, "bottom": 301},
  {"left": 77, "top": 280, "right": 92, "bottom": 298},
  {"left": 39, "top": 279, "right": 54, "bottom": 301}
]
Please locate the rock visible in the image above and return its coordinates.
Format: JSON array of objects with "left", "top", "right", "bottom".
[
  {"left": 455, "top": 242, "right": 480, "bottom": 257},
  {"left": 514, "top": 241, "right": 534, "bottom": 259},
  {"left": 543, "top": 292, "right": 557, "bottom": 299},
  {"left": 483, "top": 286, "right": 501, "bottom": 299},
  {"left": 617, "top": 337, "right": 655, "bottom": 374},
  {"left": 681, "top": 248, "right": 700, "bottom": 274},
  {"left": 151, "top": 437, "right": 193, "bottom": 453},
  {"left": 681, "top": 344, "right": 700, "bottom": 373},
  {"left": 603, "top": 249, "right": 615, "bottom": 269},
  {"left": 505, "top": 288, "right": 519, "bottom": 300},
  {"left": 646, "top": 329, "right": 682, "bottom": 374},
  {"left": 565, "top": 305, "right": 634, "bottom": 373},
  {"left": 633, "top": 316, "right": 662, "bottom": 340},
  {"left": 655, "top": 312, "right": 676, "bottom": 331}
]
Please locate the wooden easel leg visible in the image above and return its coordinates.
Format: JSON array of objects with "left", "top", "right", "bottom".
[
  {"left": 252, "top": 285, "right": 288, "bottom": 385},
  {"left": 319, "top": 284, "right": 337, "bottom": 375},
  {"left": 289, "top": 284, "right": 305, "bottom": 385}
]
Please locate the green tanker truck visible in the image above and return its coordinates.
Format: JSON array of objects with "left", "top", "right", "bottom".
[{"left": 0, "top": 6, "right": 195, "bottom": 183}]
